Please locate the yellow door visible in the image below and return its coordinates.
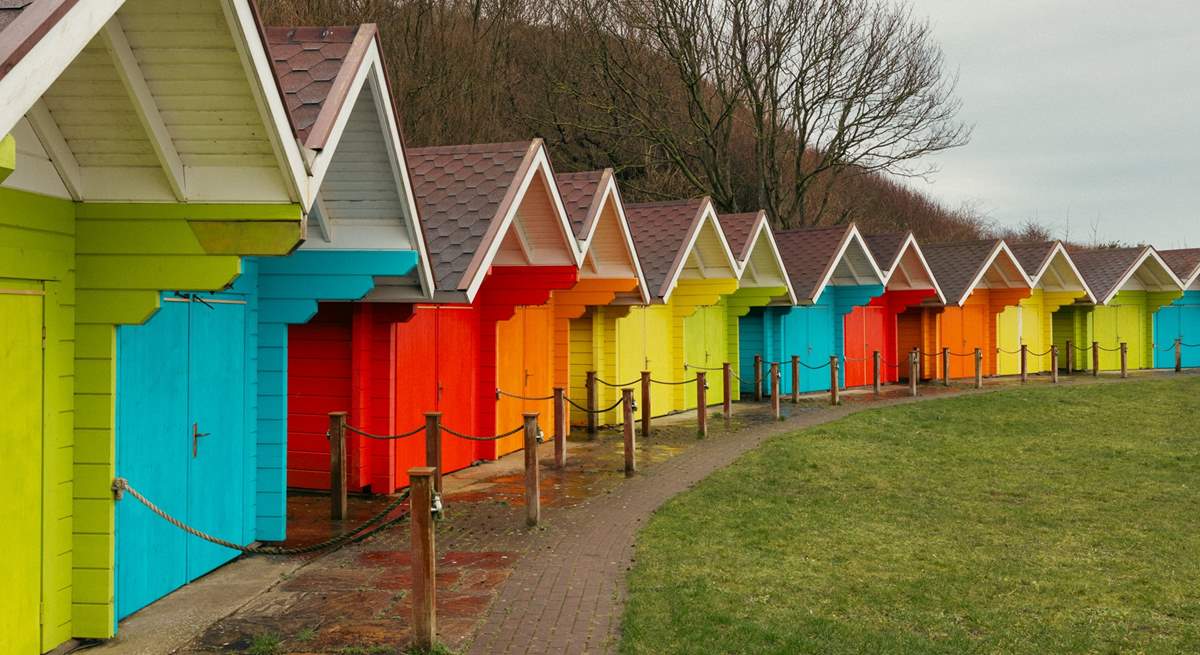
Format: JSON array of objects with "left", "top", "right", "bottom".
[{"left": 1, "top": 283, "right": 43, "bottom": 654}]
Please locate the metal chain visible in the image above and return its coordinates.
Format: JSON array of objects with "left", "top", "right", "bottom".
[
  {"left": 112, "top": 478, "right": 411, "bottom": 555},
  {"left": 441, "top": 423, "right": 526, "bottom": 442},
  {"left": 497, "top": 389, "right": 555, "bottom": 402},
  {"left": 344, "top": 423, "right": 424, "bottom": 441},
  {"left": 565, "top": 396, "right": 628, "bottom": 414},
  {"left": 594, "top": 377, "right": 642, "bottom": 388}
]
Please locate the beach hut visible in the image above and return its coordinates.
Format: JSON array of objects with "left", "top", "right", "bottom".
[
  {"left": 285, "top": 139, "right": 582, "bottom": 493},
  {"left": 554, "top": 170, "right": 649, "bottom": 427},
  {"left": 995, "top": 241, "right": 1094, "bottom": 374},
  {"left": 1154, "top": 249, "right": 1200, "bottom": 369},
  {"left": 717, "top": 211, "right": 796, "bottom": 393},
  {"left": 915, "top": 240, "right": 1032, "bottom": 379},
  {"left": 0, "top": 0, "right": 311, "bottom": 646},
  {"left": 618, "top": 199, "right": 740, "bottom": 414},
  {"left": 852, "top": 232, "right": 946, "bottom": 385},
  {"left": 1066, "top": 247, "right": 1183, "bottom": 371},
  {"left": 740, "top": 224, "right": 884, "bottom": 394}
]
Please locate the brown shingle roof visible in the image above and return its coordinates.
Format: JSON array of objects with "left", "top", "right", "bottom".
[
  {"left": 1007, "top": 241, "right": 1058, "bottom": 281},
  {"left": 407, "top": 141, "right": 533, "bottom": 292},
  {"left": 864, "top": 233, "right": 909, "bottom": 274},
  {"left": 0, "top": 0, "right": 72, "bottom": 82},
  {"left": 717, "top": 212, "right": 761, "bottom": 263},
  {"left": 1160, "top": 248, "right": 1200, "bottom": 285},
  {"left": 265, "top": 25, "right": 373, "bottom": 148},
  {"left": 1072, "top": 247, "right": 1150, "bottom": 302},
  {"left": 625, "top": 199, "right": 705, "bottom": 299},
  {"left": 774, "top": 226, "right": 852, "bottom": 302},
  {"left": 922, "top": 240, "right": 1005, "bottom": 305},
  {"left": 0, "top": 0, "right": 31, "bottom": 33},
  {"left": 555, "top": 170, "right": 605, "bottom": 240}
]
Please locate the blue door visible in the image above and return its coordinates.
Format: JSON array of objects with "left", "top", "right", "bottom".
[{"left": 116, "top": 293, "right": 247, "bottom": 620}]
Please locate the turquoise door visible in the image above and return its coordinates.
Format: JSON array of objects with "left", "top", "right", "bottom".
[
  {"left": 779, "top": 302, "right": 835, "bottom": 394},
  {"left": 1154, "top": 293, "right": 1200, "bottom": 368},
  {"left": 116, "top": 294, "right": 247, "bottom": 620}
]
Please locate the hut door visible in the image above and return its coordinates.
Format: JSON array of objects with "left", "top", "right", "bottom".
[
  {"left": 1, "top": 284, "right": 44, "bottom": 653},
  {"left": 1116, "top": 303, "right": 1145, "bottom": 367},
  {"left": 117, "top": 295, "right": 246, "bottom": 619}
]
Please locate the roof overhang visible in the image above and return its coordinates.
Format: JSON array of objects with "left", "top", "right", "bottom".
[
  {"left": 882, "top": 233, "right": 947, "bottom": 305},
  {"left": 660, "top": 197, "right": 739, "bottom": 303},
  {"left": 576, "top": 169, "right": 650, "bottom": 304},
  {"left": 460, "top": 139, "right": 582, "bottom": 301},
  {"left": 953, "top": 240, "right": 1034, "bottom": 306},
  {"left": 810, "top": 224, "right": 886, "bottom": 302},
  {"left": 1027, "top": 242, "right": 1096, "bottom": 304},
  {"left": 1098, "top": 247, "right": 1184, "bottom": 305},
  {"left": 736, "top": 211, "right": 798, "bottom": 304}
]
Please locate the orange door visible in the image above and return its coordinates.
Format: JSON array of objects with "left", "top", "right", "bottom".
[
  {"left": 495, "top": 309, "right": 527, "bottom": 455},
  {"left": 522, "top": 305, "right": 555, "bottom": 438}
]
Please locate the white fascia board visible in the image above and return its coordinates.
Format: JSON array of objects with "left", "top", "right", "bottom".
[
  {"left": 0, "top": 0, "right": 124, "bottom": 137},
  {"left": 1102, "top": 248, "right": 1185, "bottom": 304},
  {"left": 221, "top": 0, "right": 310, "bottom": 206},
  {"left": 589, "top": 171, "right": 651, "bottom": 304},
  {"left": 660, "top": 198, "right": 739, "bottom": 303},
  {"left": 462, "top": 143, "right": 580, "bottom": 301},
  {"left": 811, "top": 224, "right": 885, "bottom": 302},
  {"left": 897, "top": 233, "right": 947, "bottom": 305},
  {"left": 956, "top": 241, "right": 1034, "bottom": 306},
  {"left": 741, "top": 217, "right": 798, "bottom": 305},
  {"left": 1044, "top": 242, "right": 1096, "bottom": 303}
]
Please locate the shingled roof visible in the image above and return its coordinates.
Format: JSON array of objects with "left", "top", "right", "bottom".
[
  {"left": 1160, "top": 248, "right": 1200, "bottom": 286},
  {"left": 1007, "top": 241, "right": 1058, "bottom": 280},
  {"left": 773, "top": 225, "right": 879, "bottom": 302},
  {"left": 406, "top": 141, "right": 537, "bottom": 293},
  {"left": 555, "top": 170, "right": 605, "bottom": 240},
  {"left": 1072, "top": 247, "right": 1182, "bottom": 303},
  {"left": 717, "top": 212, "right": 761, "bottom": 264},
  {"left": 864, "top": 233, "right": 909, "bottom": 274},
  {"left": 623, "top": 198, "right": 740, "bottom": 301},
  {"left": 0, "top": 0, "right": 31, "bottom": 34},
  {"left": 266, "top": 24, "right": 378, "bottom": 149},
  {"left": 922, "top": 239, "right": 1029, "bottom": 306}
]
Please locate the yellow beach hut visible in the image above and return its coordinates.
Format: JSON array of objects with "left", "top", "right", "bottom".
[{"left": 996, "top": 241, "right": 1095, "bottom": 374}]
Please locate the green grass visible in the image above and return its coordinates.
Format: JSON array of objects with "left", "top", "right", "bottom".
[
  {"left": 621, "top": 377, "right": 1200, "bottom": 654},
  {"left": 246, "top": 633, "right": 281, "bottom": 655}
]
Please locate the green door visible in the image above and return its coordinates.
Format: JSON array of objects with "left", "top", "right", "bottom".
[{"left": 0, "top": 283, "right": 43, "bottom": 654}]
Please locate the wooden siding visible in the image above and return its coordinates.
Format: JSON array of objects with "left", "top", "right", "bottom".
[
  {"left": 493, "top": 170, "right": 574, "bottom": 269},
  {"left": 1154, "top": 291, "right": 1200, "bottom": 368},
  {"left": 996, "top": 289, "right": 1086, "bottom": 374}
]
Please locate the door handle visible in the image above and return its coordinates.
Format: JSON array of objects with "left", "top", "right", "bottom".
[{"left": 193, "top": 422, "right": 210, "bottom": 457}]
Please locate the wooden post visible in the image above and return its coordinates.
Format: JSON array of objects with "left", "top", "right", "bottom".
[
  {"left": 790, "top": 355, "right": 800, "bottom": 404},
  {"left": 328, "top": 412, "right": 348, "bottom": 520},
  {"left": 829, "top": 356, "right": 840, "bottom": 406},
  {"left": 974, "top": 348, "right": 983, "bottom": 389},
  {"left": 523, "top": 413, "right": 540, "bottom": 527},
  {"left": 1020, "top": 344, "right": 1028, "bottom": 384},
  {"left": 872, "top": 350, "right": 881, "bottom": 396},
  {"left": 408, "top": 467, "right": 436, "bottom": 651},
  {"left": 1120, "top": 342, "right": 1128, "bottom": 378},
  {"left": 622, "top": 388, "right": 636, "bottom": 477},
  {"left": 911, "top": 347, "right": 920, "bottom": 381},
  {"left": 941, "top": 347, "right": 950, "bottom": 386},
  {"left": 696, "top": 371, "right": 707, "bottom": 438},
  {"left": 1065, "top": 339, "right": 1074, "bottom": 373},
  {"left": 722, "top": 362, "right": 732, "bottom": 427},
  {"left": 585, "top": 371, "right": 597, "bottom": 439},
  {"left": 553, "top": 388, "right": 566, "bottom": 469},
  {"left": 1175, "top": 338, "right": 1183, "bottom": 372},
  {"left": 1050, "top": 346, "right": 1059, "bottom": 384},
  {"left": 424, "top": 412, "right": 443, "bottom": 493},
  {"left": 640, "top": 370, "right": 651, "bottom": 438},
  {"left": 1092, "top": 341, "right": 1100, "bottom": 377},
  {"left": 908, "top": 351, "right": 918, "bottom": 397},
  {"left": 753, "top": 355, "right": 763, "bottom": 401},
  {"left": 770, "top": 362, "right": 781, "bottom": 419}
]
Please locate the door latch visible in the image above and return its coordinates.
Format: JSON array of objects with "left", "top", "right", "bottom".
[{"left": 193, "top": 422, "right": 211, "bottom": 457}]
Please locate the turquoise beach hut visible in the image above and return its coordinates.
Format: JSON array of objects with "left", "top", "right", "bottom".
[{"left": 1154, "top": 249, "right": 1200, "bottom": 369}]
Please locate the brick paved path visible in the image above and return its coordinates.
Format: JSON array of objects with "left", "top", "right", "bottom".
[{"left": 466, "top": 391, "right": 969, "bottom": 654}]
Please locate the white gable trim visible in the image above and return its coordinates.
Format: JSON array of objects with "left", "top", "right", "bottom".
[
  {"left": 954, "top": 241, "right": 1034, "bottom": 306},
  {"left": 1033, "top": 242, "right": 1096, "bottom": 303},
  {"left": 0, "top": 0, "right": 124, "bottom": 137},
  {"left": 887, "top": 233, "right": 947, "bottom": 305},
  {"left": 811, "top": 224, "right": 886, "bottom": 303},
  {"left": 221, "top": 0, "right": 310, "bottom": 206},
  {"left": 738, "top": 213, "right": 798, "bottom": 305},
  {"left": 576, "top": 170, "right": 650, "bottom": 304},
  {"left": 661, "top": 198, "right": 739, "bottom": 303},
  {"left": 1098, "top": 247, "right": 1184, "bottom": 305},
  {"left": 462, "top": 141, "right": 582, "bottom": 301}
]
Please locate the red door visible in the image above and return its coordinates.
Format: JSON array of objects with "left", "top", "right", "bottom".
[{"left": 843, "top": 305, "right": 886, "bottom": 387}]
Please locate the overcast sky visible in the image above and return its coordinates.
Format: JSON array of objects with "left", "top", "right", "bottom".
[{"left": 903, "top": 1, "right": 1199, "bottom": 248}]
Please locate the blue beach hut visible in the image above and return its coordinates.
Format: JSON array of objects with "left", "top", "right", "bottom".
[{"left": 1154, "top": 249, "right": 1200, "bottom": 369}]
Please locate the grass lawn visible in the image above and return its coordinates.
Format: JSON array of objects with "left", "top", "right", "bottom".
[{"left": 621, "top": 377, "right": 1200, "bottom": 654}]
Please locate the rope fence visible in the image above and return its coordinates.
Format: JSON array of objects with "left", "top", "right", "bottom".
[
  {"left": 496, "top": 388, "right": 555, "bottom": 402},
  {"left": 112, "top": 477, "right": 412, "bottom": 555},
  {"left": 594, "top": 376, "right": 641, "bottom": 388},
  {"left": 344, "top": 423, "right": 424, "bottom": 441},
  {"left": 441, "top": 423, "right": 526, "bottom": 442},
  {"left": 566, "top": 395, "right": 628, "bottom": 414}
]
